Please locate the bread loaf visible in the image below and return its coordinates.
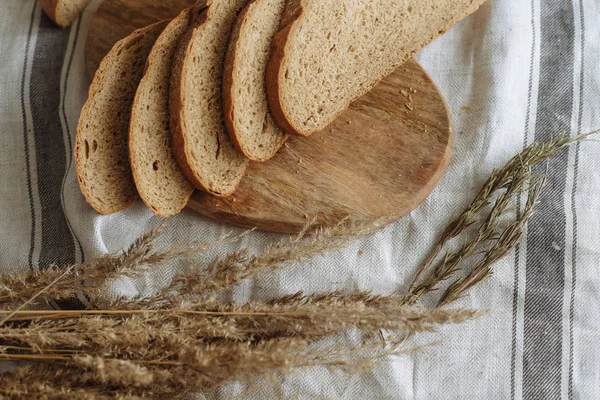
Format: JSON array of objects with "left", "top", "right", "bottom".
[
  {"left": 39, "top": 0, "right": 91, "bottom": 28},
  {"left": 129, "top": 9, "right": 194, "bottom": 217},
  {"left": 266, "top": 0, "right": 486, "bottom": 136},
  {"left": 223, "top": 0, "right": 287, "bottom": 162},
  {"left": 170, "top": 0, "right": 249, "bottom": 196},
  {"left": 75, "top": 21, "right": 167, "bottom": 215}
]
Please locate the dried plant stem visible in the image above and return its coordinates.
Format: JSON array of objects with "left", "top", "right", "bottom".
[
  {"left": 0, "top": 265, "right": 75, "bottom": 326},
  {"left": 0, "top": 335, "right": 437, "bottom": 399},
  {"left": 407, "top": 133, "right": 592, "bottom": 304},
  {"left": 406, "top": 172, "right": 540, "bottom": 305},
  {"left": 0, "top": 294, "right": 480, "bottom": 356},
  {"left": 439, "top": 175, "right": 546, "bottom": 305},
  {"left": 0, "top": 132, "right": 594, "bottom": 399},
  {"left": 0, "top": 226, "right": 247, "bottom": 310},
  {"left": 137, "top": 220, "right": 378, "bottom": 309}
]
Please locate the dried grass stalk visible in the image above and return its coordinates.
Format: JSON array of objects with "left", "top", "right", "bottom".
[
  {"left": 0, "top": 337, "right": 430, "bottom": 398},
  {"left": 0, "top": 294, "right": 479, "bottom": 356},
  {"left": 133, "top": 220, "right": 378, "bottom": 308},
  {"left": 0, "top": 133, "right": 595, "bottom": 399},
  {"left": 438, "top": 175, "right": 546, "bottom": 305},
  {"left": 0, "top": 226, "right": 245, "bottom": 312},
  {"left": 406, "top": 133, "right": 592, "bottom": 305}
]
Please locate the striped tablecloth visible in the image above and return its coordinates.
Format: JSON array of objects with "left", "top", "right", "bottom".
[{"left": 1, "top": 0, "right": 599, "bottom": 398}]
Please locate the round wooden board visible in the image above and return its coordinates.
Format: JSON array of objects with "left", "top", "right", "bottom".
[{"left": 86, "top": 0, "right": 453, "bottom": 233}]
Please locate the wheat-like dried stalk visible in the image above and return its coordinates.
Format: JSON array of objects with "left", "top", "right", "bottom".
[
  {"left": 0, "top": 133, "right": 595, "bottom": 399},
  {"left": 0, "top": 295, "right": 479, "bottom": 357},
  {"left": 438, "top": 174, "right": 546, "bottom": 305},
  {"left": 126, "top": 219, "right": 378, "bottom": 309},
  {"left": 0, "top": 227, "right": 246, "bottom": 312},
  {"left": 0, "top": 334, "right": 435, "bottom": 399},
  {"left": 406, "top": 133, "right": 592, "bottom": 304}
]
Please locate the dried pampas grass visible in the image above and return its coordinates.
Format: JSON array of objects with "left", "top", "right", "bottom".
[{"left": 0, "top": 133, "right": 595, "bottom": 398}]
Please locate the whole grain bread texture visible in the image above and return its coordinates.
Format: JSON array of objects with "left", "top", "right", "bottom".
[
  {"left": 170, "top": 0, "right": 249, "bottom": 196},
  {"left": 130, "top": 9, "right": 194, "bottom": 217},
  {"left": 39, "top": 0, "right": 91, "bottom": 28},
  {"left": 75, "top": 21, "right": 168, "bottom": 215},
  {"left": 223, "top": 0, "right": 288, "bottom": 162},
  {"left": 266, "top": 0, "right": 487, "bottom": 136}
]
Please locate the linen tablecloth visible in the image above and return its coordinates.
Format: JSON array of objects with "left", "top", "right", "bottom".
[{"left": 1, "top": 0, "right": 599, "bottom": 398}]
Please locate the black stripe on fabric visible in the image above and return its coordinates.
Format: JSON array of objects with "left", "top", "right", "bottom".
[
  {"left": 20, "top": 1, "right": 39, "bottom": 271},
  {"left": 60, "top": 15, "right": 85, "bottom": 263},
  {"left": 29, "top": 12, "right": 77, "bottom": 268},
  {"left": 511, "top": 0, "right": 537, "bottom": 398},
  {"left": 568, "top": 1, "right": 585, "bottom": 397},
  {"left": 522, "top": 0, "right": 576, "bottom": 399}
]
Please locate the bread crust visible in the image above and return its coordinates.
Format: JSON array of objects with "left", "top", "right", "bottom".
[
  {"left": 169, "top": 2, "right": 214, "bottom": 193},
  {"left": 266, "top": 0, "right": 486, "bottom": 137},
  {"left": 222, "top": 1, "right": 251, "bottom": 158},
  {"left": 265, "top": 0, "right": 306, "bottom": 136},
  {"left": 39, "top": 0, "right": 61, "bottom": 25},
  {"left": 223, "top": 0, "right": 288, "bottom": 162},
  {"left": 169, "top": 0, "right": 249, "bottom": 196},
  {"left": 75, "top": 21, "right": 167, "bottom": 215},
  {"left": 129, "top": 9, "right": 194, "bottom": 217},
  {"left": 39, "top": 0, "right": 91, "bottom": 28}
]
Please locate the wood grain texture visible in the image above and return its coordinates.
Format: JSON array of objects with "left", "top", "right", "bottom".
[
  {"left": 190, "top": 60, "right": 453, "bottom": 233},
  {"left": 86, "top": 0, "right": 453, "bottom": 233},
  {"left": 85, "top": 0, "right": 195, "bottom": 78}
]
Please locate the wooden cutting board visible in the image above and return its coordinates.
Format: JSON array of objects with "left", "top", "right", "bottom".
[{"left": 86, "top": 0, "right": 453, "bottom": 233}]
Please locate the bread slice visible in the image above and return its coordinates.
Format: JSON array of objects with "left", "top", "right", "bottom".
[
  {"left": 223, "top": 0, "right": 287, "bottom": 162},
  {"left": 130, "top": 9, "right": 194, "bottom": 217},
  {"left": 266, "top": 0, "right": 487, "bottom": 136},
  {"left": 170, "top": 0, "right": 249, "bottom": 196},
  {"left": 75, "top": 21, "right": 167, "bottom": 215},
  {"left": 39, "top": 0, "right": 91, "bottom": 28}
]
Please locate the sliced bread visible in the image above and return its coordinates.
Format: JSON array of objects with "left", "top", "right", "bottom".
[
  {"left": 39, "top": 0, "right": 91, "bottom": 28},
  {"left": 170, "top": 0, "right": 249, "bottom": 196},
  {"left": 129, "top": 9, "right": 194, "bottom": 217},
  {"left": 266, "top": 0, "right": 487, "bottom": 136},
  {"left": 75, "top": 21, "right": 168, "bottom": 215},
  {"left": 223, "top": 0, "right": 287, "bottom": 162}
]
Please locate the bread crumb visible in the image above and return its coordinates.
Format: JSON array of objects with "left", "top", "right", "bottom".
[
  {"left": 462, "top": 106, "right": 472, "bottom": 111},
  {"left": 298, "top": 158, "right": 302, "bottom": 164},
  {"left": 412, "top": 89, "right": 418, "bottom": 94},
  {"left": 401, "top": 89, "right": 409, "bottom": 98},
  {"left": 283, "top": 142, "right": 290, "bottom": 148},
  {"left": 358, "top": 249, "right": 364, "bottom": 256},
  {"left": 405, "top": 103, "right": 414, "bottom": 111},
  {"left": 347, "top": 120, "right": 351, "bottom": 124}
]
